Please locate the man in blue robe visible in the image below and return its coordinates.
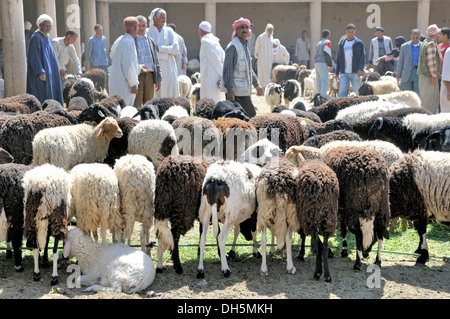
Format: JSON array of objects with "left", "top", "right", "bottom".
[{"left": 26, "top": 14, "right": 63, "bottom": 105}]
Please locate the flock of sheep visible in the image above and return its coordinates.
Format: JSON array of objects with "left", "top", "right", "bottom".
[{"left": 0, "top": 65, "right": 449, "bottom": 294}]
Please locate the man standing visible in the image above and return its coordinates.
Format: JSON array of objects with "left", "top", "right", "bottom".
[
  {"left": 314, "top": 29, "right": 333, "bottom": 98},
  {"left": 134, "top": 15, "right": 162, "bottom": 107},
  {"left": 52, "top": 30, "right": 82, "bottom": 78},
  {"left": 167, "top": 23, "right": 188, "bottom": 76},
  {"left": 335, "top": 24, "right": 366, "bottom": 97},
  {"left": 254, "top": 23, "right": 274, "bottom": 89},
  {"left": 396, "top": 29, "right": 421, "bottom": 95},
  {"left": 440, "top": 49, "right": 450, "bottom": 113},
  {"left": 146, "top": 8, "right": 179, "bottom": 99},
  {"left": 26, "top": 14, "right": 63, "bottom": 105},
  {"left": 438, "top": 27, "right": 450, "bottom": 70},
  {"left": 109, "top": 17, "right": 140, "bottom": 106},
  {"left": 368, "top": 27, "right": 393, "bottom": 74},
  {"left": 223, "top": 17, "right": 264, "bottom": 118},
  {"left": 418, "top": 24, "right": 442, "bottom": 114},
  {"left": 198, "top": 21, "right": 225, "bottom": 103},
  {"left": 87, "top": 24, "right": 109, "bottom": 89},
  {"left": 294, "top": 30, "right": 311, "bottom": 67}
]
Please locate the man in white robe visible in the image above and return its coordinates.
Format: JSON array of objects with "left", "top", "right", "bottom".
[
  {"left": 198, "top": 21, "right": 225, "bottom": 103},
  {"left": 109, "top": 17, "right": 140, "bottom": 106},
  {"left": 272, "top": 38, "right": 290, "bottom": 65},
  {"left": 254, "top": 23, "right": 274, "bottom": 88},
  {"left": 146, "top": 8, "right": 179, "bottom": 99}
]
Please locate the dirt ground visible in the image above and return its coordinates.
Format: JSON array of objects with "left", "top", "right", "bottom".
[{"left": 0, "top": 93, "right": 449, "bottom": 302}]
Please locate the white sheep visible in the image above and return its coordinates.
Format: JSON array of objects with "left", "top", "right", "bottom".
[
  {"left": 119, "top": 105, "right": 140, "bottom": 120},
  {"left": 127, "top": 119, "right": 179, "bottom": 167},
  {"left": 197, "top": 160, "right": 262, "bottom": 278},
  {"left": 178, "top": 74, "right": 192, "bottom": 99},
  {"left": 379, "top": 90, "right": 422, "bottom": 108},
  {"left": 63, "top": 228, "right": 155, "bottom": 293},
  {"left": 335, "top": 100, "right": 408, "bottom": 123},
  {"left": 69, "top": 163, "right": 123, "bottom": 244},
  {"left": 22, "top": 164, "right": 71, "bottom": 285},
  {"left": 240, "top": 138, "right": 283, "bottom": 166},
  {"left": 161, "top": 105, "right": 189, "bottom": 123},
  {"left": 32, "top": 117, "right": 123, "bottom": 171},
  {"left": 113, "top": 154, "right": 156, "bottom": 251},
  {"left": 264, "top": 82, "right": 283, "bottom": 111},
  {"left": 358, "top": 79, "right": 399, "bottom": 96}
]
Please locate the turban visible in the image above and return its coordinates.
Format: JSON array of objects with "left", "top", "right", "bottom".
[
  {"left": 272, "top": 38, "right": 280, "bottom": 55},
  {"left": 231, "top": 17, "right": 252, "bottom": 40},
  {"left": 426, "top": 24, "right": 440, "bottom": 36},
  {"left": 36, "top": 14, "right": 53, "bottom": 27},
  {"left": 199, "top": 21, "right": 212, "bottom": 33}
]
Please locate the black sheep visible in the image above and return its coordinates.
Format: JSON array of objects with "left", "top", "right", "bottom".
[
  {"left": 83, "top": 68, "right": 107, "bottom": 92},
  {"left": 195, "top": 97, "right": 215, "bottom": 119},
  {"left": 413, "top": 124, "right": 450, "bottom": 152},
  {"left": 153, "top": 155, "right": 210, "bottom": 274},
  {"left": 211, "top": 100, "right": 250, "bottom": 121},
  {"left": 103, "top": 117, "right": 139, "bottom": 167},
  {"left": 0, "top": 94, "right": 42, "bottom": 114},
  {"left": 134, "top": 103, "right": 160, "bottom": 120},
  {"left": 282, "top": 79, "right": 301, "bottom": 105}
]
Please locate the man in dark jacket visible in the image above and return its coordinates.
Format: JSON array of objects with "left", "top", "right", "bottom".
[{"left": 335, "top": 23, "right": 366, "bottom": 97}]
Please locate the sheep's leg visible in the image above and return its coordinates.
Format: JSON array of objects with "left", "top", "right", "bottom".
[
  {"left": 33, "top": 248, "right": 41, "bottom": 281},
  {"left": 353, "top": 230, "right": 363, "bottom": 271},
  {"left": 323, "top": 233, "right": 332, "bottom": 283},
  {"left": 141, "top": 226, "right": 148, "bottom": 253},
  {"left": 414, "top": 218, "right": 429, "bottom": 266},
  {"left": 197, "top": 219, "right": 209, "bottom": 279},
  {"left": 374, "top": 238, "right": 383, "bottom": 267},
  {"left": 296, "top": 228, "right": 306, "bottom": 261},
  {"left": 10, "top": 226, "right": 24, "bottom": 272},
  {"left": 42, "top": 232, "right": 51, "bottom": 268},
  {"left": 172, "top": 232, "right": 183, "bottom": 274},
  {"left": 156, "top": 242, "right": 165, "bottom": 273},
  {"left": 285, "top": 227, "right": 296, "bottom": 274},
  {"left": 227, "top": 224, "right": 239, "bottom": 260},
  {"left": 218, "top": 220, "right": 234, "bottom": 277},
  {"left": 51, "top": 238, "right": 59, "bottom": 285},
  {"left": 269, "top": 229, "right": 275, "bottom": 255},
  {"left": 313, "top": 233, "right": 323, "bottom": 280},
  {"left": 340, "top": 221, "right": 349, "bottom": 258},
  {"left": 260, "top": 225, "right": 268, "bottom": 276},
  {"left": 252, "top": 230, "right": 260, "bottom": 258}
]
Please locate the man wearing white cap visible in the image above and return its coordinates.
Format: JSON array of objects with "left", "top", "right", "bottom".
[
  {"left": 418, "top": 24, "right": 442, "bottom": 113},
  {"left": 198, "top": 21, "right": 225, "bottom": 103},
  {"left": 26, "top": 14, "right": 63, "bottom": 105}
]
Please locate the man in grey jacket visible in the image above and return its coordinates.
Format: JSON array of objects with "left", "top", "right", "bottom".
[{"left": 396, "top": 29, "right": 421, "bottom": 95}]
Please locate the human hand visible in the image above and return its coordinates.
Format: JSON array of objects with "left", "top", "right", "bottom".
[
  {"left": 60, "top": 69, "right": 66, "bottom": 78},
  {"left": 155, "top": 83, "right": 161, "bottom": 92},
  {"left": 431, "top": 77, "right": 437, "bottom": 86},
  {"left": 357, "top": 70, "right": 364, "bottom": 77},
  {"left": 39, "top": 73, "right": 46, "bottom": 82},
  {"left": 226, "top": 92, "right": 235, "bottom": 101},
  {"left": 131, "top": 85, "right": 138, "bottom": 94},
  {"left": 256, "top": 86, "right": 264, "bottom": 96}
]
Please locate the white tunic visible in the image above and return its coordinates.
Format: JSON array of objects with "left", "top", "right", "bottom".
[
  {"left": 273, "top": 44, "right": 290, "bottom": 65},
  {"left": 52, "top": 37, "right": 82, "bottom": 75},
  {"left": 199, "top": 33, "right": 225, "bottom": 103},
  {"left": 146, "top": 25, "right": 179, "bottom": 98},
  {"left": 109, "top": 33, "right": 140, "bottom": 106},
  {"left": 440, "top": 49, "right": 450, "bottom": 113},
  {"left": 254, "top": 25, "right": 274, "bottom": 88}
]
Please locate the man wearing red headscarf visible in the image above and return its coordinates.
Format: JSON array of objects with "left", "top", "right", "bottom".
[{"left": 222, "top": 17, "right": 264, "bottom": 118}]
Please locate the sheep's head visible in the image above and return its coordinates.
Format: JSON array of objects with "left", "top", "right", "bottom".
[
  {"left": 240, "top": 138, "right": 283, "bottom": 165},
  {"left": 223, "top": 109, "right": 250, "bottom": 122},
  {"left": 368, "top": 117, "right": 384, "bottom": 138},
  {"left": 425, "top": 125, "right": 450, "bottom": 152},
  {"left": 98, "top": 117, "right": 123, "bottom": 139},
  {"left": 358, "top": 83, "right": 374, "bottom": 96},
  {"left": 0, "top": 147, "right": 14, "bottom": 164},
  {"left": 78, "top": 104, "right": 106, "bottom": 123},
  {"left": 285, "top": 145, "right": 321, "bottom": 166},
  {"left": 63, "top": 228, "right": 93, "bottom": 259}
]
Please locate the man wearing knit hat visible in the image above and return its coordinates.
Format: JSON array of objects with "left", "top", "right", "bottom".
[
  {"left": 198, "top": 21, "right": 225, "bottom": 103},
  {"left": 418, "top": 24, "right": 442, "bottom": 114},
  {"left": 368, "top": 26, "right": 393, "bottom": 74},
  {"left": 222, "top": 17, "right": 264, "bottom": 118}
]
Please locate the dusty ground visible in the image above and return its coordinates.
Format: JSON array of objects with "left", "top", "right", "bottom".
[{"left": 0, "top": 93, "right": 449, "bottom": 302}]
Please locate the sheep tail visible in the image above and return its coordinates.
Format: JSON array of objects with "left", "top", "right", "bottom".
[
  {"left": 0, "top": 206, "right": 7, "bottom": 242},
  {"left": 360, "top": 214, "right": 375, "bottom": 251},
  {"left": 211, "top": 203, "right": 220, "bottom": 239},
  {"left": 154, "top": 219, "right": 174, "bottom": 252},
  {"left": 310, "top": 229, "right": 319, "bottom": 255}
]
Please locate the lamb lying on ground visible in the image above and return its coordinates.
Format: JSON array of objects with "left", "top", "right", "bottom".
[{"left": 63, "top": 228, "right": 155, "bottom": 293}]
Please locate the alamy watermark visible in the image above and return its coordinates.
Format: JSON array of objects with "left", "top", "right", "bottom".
[{"left": 366, "top": 264, "right": 381, "bottom": 289}]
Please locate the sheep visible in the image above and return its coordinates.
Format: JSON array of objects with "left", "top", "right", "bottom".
[
  {"left": 379, "top": 90, "right": 422, "bottom": 108},
  {"left": 132, "top": 103, "right": 160, "bottom": 120},
  {"left": 32, "top": 117, "right": 123, "bottom": 170},
  {"left": 194, "top": 97, "right": 216, "bottom": 119},
  {"left": 191, "top": 72, "right": 200, "bottom": 84},
  {"left": 211, "top": 100, "right": 250, "bottom": 121},
  {"left": 282, "top": 79, "right": 301, "bottom": 106},
  {"left": 389, "top": 150, "right": 450, "bottom": 265},
  {"left": 310, "top": 95, "right": 379, "bottom": 122},
  {"left": 22, "top": 164, "right": 71, "bottom": 285},
  {"left": 240, "top": 138, "right": 283, "bottom": 165},
  {"left": 103, "top": 117, "right": 139, "bottom": 167},
  {"left": 212, "top": 117, "right": 258, "bottom": 161},
  {"left": 302, "top": 130, "right": 362, "bottom": 148},
  {"left": 82, "top": 68, "right": 107, "bottom": 92},
  {"left": 361, "top": 71, "right": 381, "bottom": 82},
  {"left": 322, "top": 145, "right": 390, "bottom": 270},
  {"left": 414, "top": 124, "right": 450, "bottom": 152},
  {"left": 63, "top": 227, "right": 155, "bottom": 293},
  {"left": 67, "top": 79, "right": 95, "bottom": 106},
  {"left": 257, "top": 157, "right": 300, "bottom": 276},
  {"left": 147, "top": 97, "right": 174, "bottom": 119},
  {"left": 178, "top": 74, "right": 192, "bottom": 99},
  {"left": 0, "top": 94, "right": 42, "bottom": 114},
  {"left": 119, "top": 105, "right": 140, "bottom": 119},
  {"left": 264, "top": 82, "right": 283, "bottom": 111},
  {"left": 69, "top": 163, "right": 123, "bottom": 244},
  {"left": 42, "top": 99, "right": 78, "bottom": 124},
  {"left": 299, "top": 118, "right": 353, "bottom": 136},
  {"left": 289, "top": 96, "right": 308, "bottom": 111},
  {"left": 161, "top": 105, "right": 189, "bottom": 124},
  {"left": 113, "top": 155, "right": 156, "bottom": 251},
  {"left": 172, "top": 116, "right": 221, "bottom": 159},
  {"left": 368, "top": 113, "right": 450, "bottom": 152},
  {"left": 67, "top": 96, "right": 89, "bottom": 112},
  {"left": 295, "top": 159, "right": 339, "bottom": 282},
  {"left": 0, "top": 163, "right": 32, "bottom": 272},
  {"left": 97, "top": 94, "right": 126, "bottom": 117},
  {"left": 153, "top": 155, "right": 210, "bottom": 274},
  {"left": 197, "top": 160, "right": 262, "bottom": 278},
  {"left": 127, "top": 119, "right": 179, "bottom": 167},
  {"left": 303, "top": 73, "right": 315, "bottom": 97},
  {"left": 327, "top": 76, "right": 340, "bottom": 97},
  {"left": 190, "top": 83, "right": 201, "bottom": 110},
  {"left": 358, "top": 80, "right": 400, "bottom": 96},
  {"left": 0, "top": 147, "right": 13, "bottom": 164},
  {"left": 271, "top": 64, "right": 305, "bottom": 84},
  {"left": 0, "top": 112, "right": 72, "bottom": 165},
  {"left": 273, "top": 105, "right": 322, "bottom": 123},
  {"left": 335, "top": 100, "right": 409, "bottom": 124},
  {"left": 172, "top": 96, "right": 192, "bottom": 115},
  {"left": 249, "top": 113, "right": 309, "bottom": 152}
]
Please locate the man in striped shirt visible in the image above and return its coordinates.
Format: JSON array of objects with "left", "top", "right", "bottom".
[{"left": 418, "top": 24, "right": 442, "bottom": 114}]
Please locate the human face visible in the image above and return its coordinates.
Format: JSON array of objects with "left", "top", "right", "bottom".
[
  {"left": 236, "top": 24, "right": 249, "bottom": 40},
  {"left": 375, "top": 31, "right": 384, "bottom": 39},
  {"left": 153, "top": 12, "right": 166, "bottom": 29},
  {"left": 138, "top": 19, "right": 147, "bottom": 36},
  {"left": 67, "top": 34, "right": 78, "bottom": 45},
  {"left": 411, "top": 33, "right": 420, "bottom": 45},
  {"left": 129, "top": 24, "right": 138, "bottom": 38},
  {"left": 267, "top": 27, "right": 273, "bottom": 36},
  {"left": 346, "top": 28, "right": 356, "bottom": 40},
  {"left": 40, "top": 20, "right": 52, "bottom": 34},
  {"left": 439, "top": 32, "right": 448, "bottom": 44},
  {"left": 95, "top": 26, "right": 103, "bottom": 37}
]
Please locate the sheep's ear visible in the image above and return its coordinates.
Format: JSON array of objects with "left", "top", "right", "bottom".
[
  {"left": 375, "top": 117, "right": 383, "bottom": 129},
  {"left": 426, "top": 131, "right": 441, "bottom": 141},
  {"left": 63, "top": 238, "right": 72, "bottom": 258},
  {"left": 296, "top": 152, "right": 305, "bottom": 164}
]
